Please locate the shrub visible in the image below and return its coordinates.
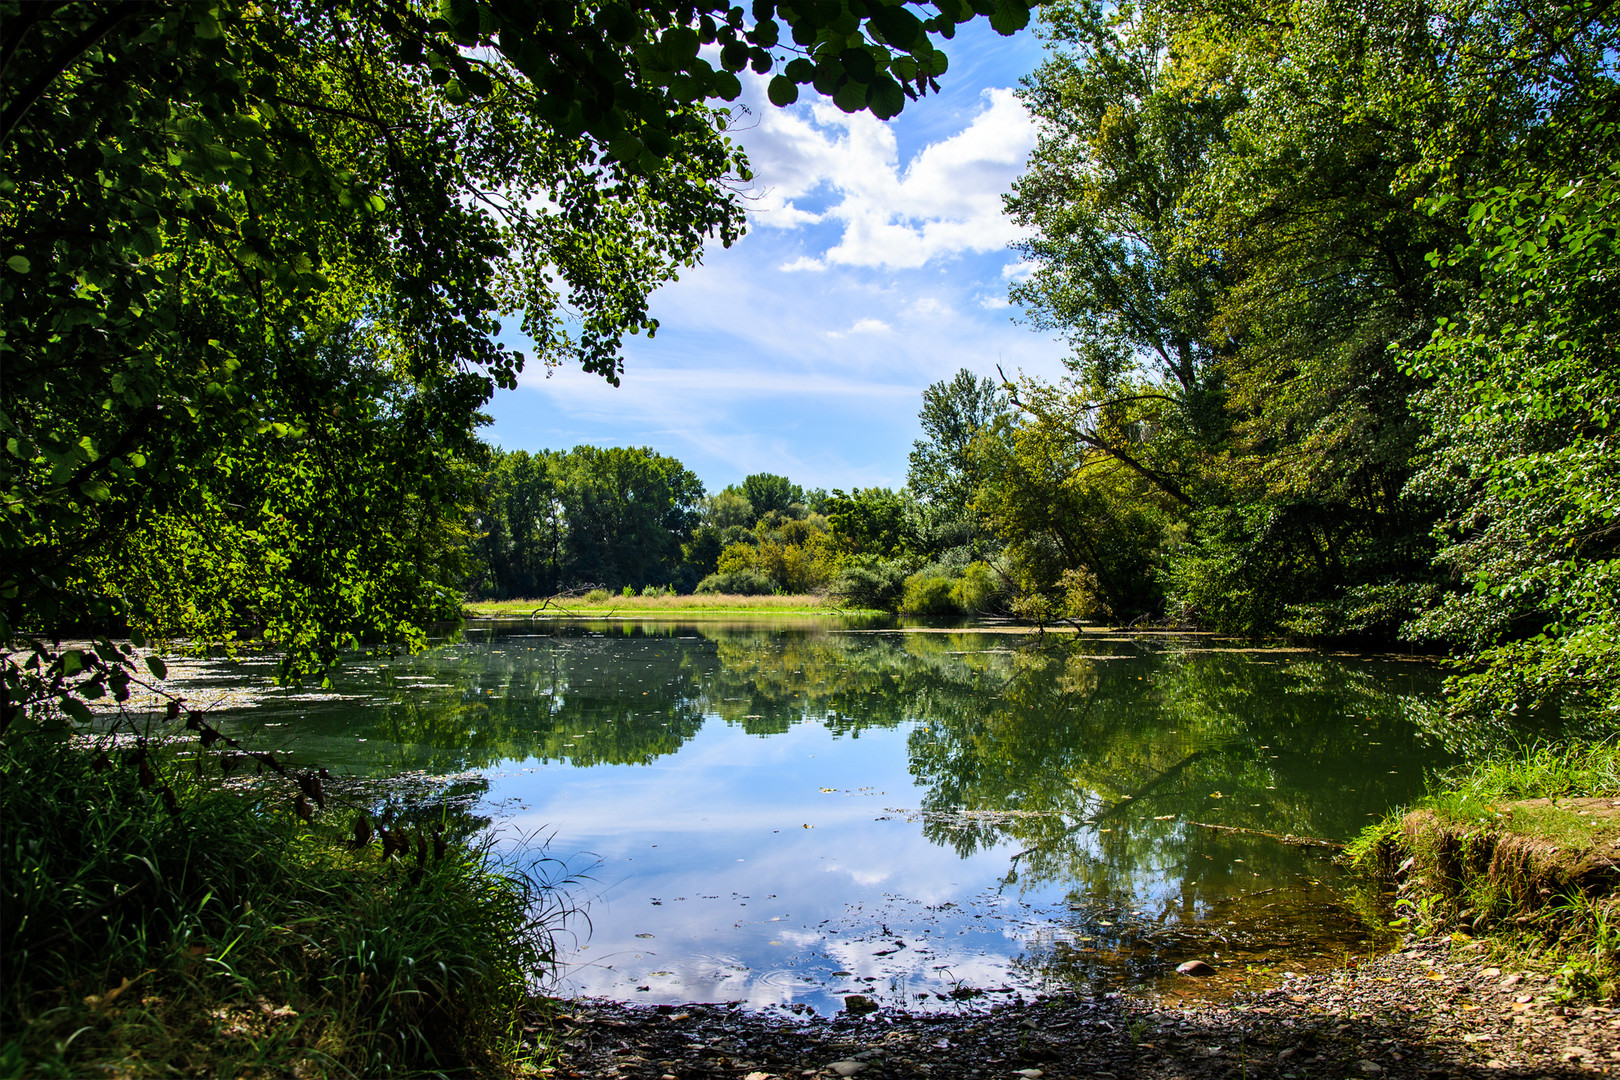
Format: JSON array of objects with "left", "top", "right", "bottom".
[
  {"left": 901, "top": 573, "right": 958, "bottom": 616},
  {"left": 694, "top": 569, "right": 776, "bottom": 595},
  {"left": 1058, "top": 565, "right": 1113, "bottom": 623},
  {"left": 830, "top": 558, "right": 911, "bottom": 611},
  {"left": 716, "top": 541, "right": 758, "bottom": 575},
  {"left": 582, "top": 587, "right": 612, "bottom": 603},
  {"left": 950, "top": 560, "right": 1005, "bottom": 614}
]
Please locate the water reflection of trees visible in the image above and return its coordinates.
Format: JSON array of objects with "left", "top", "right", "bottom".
[
  {"left": 905, "top": 645, "right": 1444, "bottom": 906},
  {"left": 233, "top": 626, "right": 1443, "bottom": 908}
]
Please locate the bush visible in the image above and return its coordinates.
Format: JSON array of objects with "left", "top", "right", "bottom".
[
  {"left": 901, "top": 573, "right": 958, "bottom": 616},
  {"left": 1, "top": 740, "right": 562, "bottom": 1076},
  {"left": 716, "top": 541, "right": 758, "bottom": 575},
  {"left": 830, "top": 557, "right": 911, "bottom": 611},
  {"left": 950, "top": 560, "right": 1005, "bottom": 614},
  {"left": 694, "top": 569, "right": 776, "bottom": 595}
]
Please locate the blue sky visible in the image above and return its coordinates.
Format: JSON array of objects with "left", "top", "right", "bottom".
[{"left": 483, "top": 24, "right": 1070, "bottom": 493}]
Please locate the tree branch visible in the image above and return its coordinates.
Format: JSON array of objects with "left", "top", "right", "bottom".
[{"left": 0, "top": 1, "right": 158, "bottom": 147}]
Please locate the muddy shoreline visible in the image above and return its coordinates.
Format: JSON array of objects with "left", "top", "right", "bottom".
[{"left": 529, "top": 934, "right": 1615, "bottom": 1078}]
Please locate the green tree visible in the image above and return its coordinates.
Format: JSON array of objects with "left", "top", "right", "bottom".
[
  {"left": 0, "top": 0, "right": 745, "bottom": 695},
  {"left": 825, "top": 486, "right": 914, "bottom": 558},
  {"left": 554, "top": 446, "right": 704, "bottom": 589},
  {"left": 1403, "top": 91, "right": 1620, "bottom": 733},
  {"left": 1001, "top": 0, "right": 1558, "bottom": 636},
  {"left": 472, "top": 449, "right": 568, "bottom": 598},
  {"left": 740, "top": 473, "right": 805, "bottom": 518},
  {"left": 705, "top": 488, "right": 756, "bottom": 528},
  {"left": 2, "top": 0, "right": 1039, "bottom": 724},
  {"left": 975, "top": 407, "right": 1170, "bottom": 622},
  {"left": 908, "top": 368, "right": 1009, "bottom": 556}
]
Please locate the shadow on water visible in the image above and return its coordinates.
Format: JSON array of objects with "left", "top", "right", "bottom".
[{"left": 169, "top": 619, "right": 1449, "bottom": 1013}]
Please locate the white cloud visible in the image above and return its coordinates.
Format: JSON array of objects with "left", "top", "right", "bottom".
[
  {"left": 978, "top": 293, "right": 1012, "bottom": 309},
  {"left": 485, "top": 37, "right": 1072, "bottom": 491},
  {"left": 1001, "top": 259, "right": 1038, "bottom": 281},
  {"left": 735, "top": 83, "right": 1037, "bottom": 270}
]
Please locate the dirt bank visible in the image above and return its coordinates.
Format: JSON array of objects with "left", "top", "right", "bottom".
[{"left": 529, "top": 934, "right": 1616, "bottom": 1078}]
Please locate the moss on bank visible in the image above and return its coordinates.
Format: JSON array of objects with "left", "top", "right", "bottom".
[
  {"left": 1, "top": 739, "right": 560, "bottom": 1077},
  {"left": 1351, "top": 740, "right": 1620, "bottom": 999}
]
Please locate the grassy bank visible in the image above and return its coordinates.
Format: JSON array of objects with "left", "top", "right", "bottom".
[
  {"left": 1351, "top": 740, "right": 1620, "bottom": 999},
  {"left": 1, "top": 739, "right": 560, "bottom": 1077},
  {"left": 466, "top": 591, "right": 881, "bottom": 619}
]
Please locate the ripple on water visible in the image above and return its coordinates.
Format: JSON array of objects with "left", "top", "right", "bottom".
[
  {"left": 687, "top": 953, "right": 751, "bottom": 983},
  {"left": 755, "top": 968, "right": 822, "bottom": 991}
]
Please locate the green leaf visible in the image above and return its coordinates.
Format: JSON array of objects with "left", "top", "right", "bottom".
[
  {"left": 146, "top": 655, "right": 168, "bottom": 680},
  {"left": 988, "top": 0, "right": 1029, "bottom": 32},
  {"left": 867, "top": 5, "right": 925, "bottom": 50},
  {"left": 747, "top": 18, "right": 779, "bottom": 48},
  {"left": 839, "top": 47, "right": 877, "bottom": 83},
  {"left": 833, "top": 78, "right": 869, "bottom": 113},
  {"left": 61, "top": 698, "right": 93, "bottom": 724},
  {"left": 812, "top": 58, "right": 845, "bottom": 95},
  {"left": 868, "top": 75, "right": 906, "bottom": 119},
  {"left": 5, "top": 255, "right": 29, "bottom": 273},
  {"left": 768, "top": 75, "right": 800, "bottom": 107}
]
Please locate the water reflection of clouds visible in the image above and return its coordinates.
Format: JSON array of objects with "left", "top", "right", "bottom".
[
  {"left": 507, "top": 716, "right": 1060, "bottom": 1010},
  {"left": 197, "top": 626, "right": 1446, "bottom": 1011}
]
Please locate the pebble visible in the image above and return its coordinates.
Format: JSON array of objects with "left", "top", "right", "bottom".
[
  {"left": 529, "top": 939, "right": 1617, "bottom": 1079},
  {"left": 1176, "top": 959, "right": 1216, "bottom": 976}
]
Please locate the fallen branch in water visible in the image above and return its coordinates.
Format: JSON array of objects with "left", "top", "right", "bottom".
[{"left": 1185, "top": 820, "right": 1344, "bottom": 850}]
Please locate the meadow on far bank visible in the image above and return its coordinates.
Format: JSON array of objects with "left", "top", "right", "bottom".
[{"left": 464, "top": 591, "right": 880, "bottom": 618}]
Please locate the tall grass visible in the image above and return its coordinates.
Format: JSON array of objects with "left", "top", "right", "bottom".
[{"left": 2, "top": 738, "right": 564, "bottom": 1077}]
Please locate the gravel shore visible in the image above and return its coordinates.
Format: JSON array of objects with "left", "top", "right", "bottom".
[{"left": 531, "top": 935, "right": 1617, "bottom": 1079}]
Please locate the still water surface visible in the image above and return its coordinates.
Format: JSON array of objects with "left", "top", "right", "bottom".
[{"left": 183, "top": 620, "right": 1446, "bottom": 1014}]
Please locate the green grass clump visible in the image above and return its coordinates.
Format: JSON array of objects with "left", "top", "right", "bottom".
[
  {"left": 1425, "top": 739, "right": 1620, "bottom": 816},
  {"left": 1348, "top": 739, "right": 1620, "bottom": 863},
  {"left": 1, "top": 738, "right": 560, "bottom": 1077},
  {"left": 1349, "top": 738, "right": 1620, "bottom": 1001}
]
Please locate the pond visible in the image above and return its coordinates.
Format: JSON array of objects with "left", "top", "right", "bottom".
[{"left": 175, "top": 619, "right": 1447, "bottom": 1016}]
